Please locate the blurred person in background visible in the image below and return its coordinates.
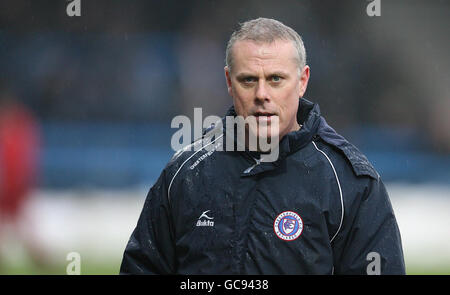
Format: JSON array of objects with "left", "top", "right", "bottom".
[{"left": 0, "top": 86, "right": 42, "bottom": 270}]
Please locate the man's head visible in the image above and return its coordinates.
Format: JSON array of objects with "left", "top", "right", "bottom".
[{"left": 224, "top": 18, "right": 310, "bottom": 142}]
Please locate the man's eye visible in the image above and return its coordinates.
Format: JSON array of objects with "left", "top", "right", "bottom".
[
  {"left": 271, "top": 76, "right": 282, "bottom": 82},
  {"left": 243, "top": 77, "right": 256, "bottom": 83}
]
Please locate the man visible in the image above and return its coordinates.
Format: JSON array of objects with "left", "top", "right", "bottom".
[
  {"left": 120, "top": 18, "right": 405, "bottom": 274},
  {"left": 0, "top": 90, "right": 41, "bottom": 269}
]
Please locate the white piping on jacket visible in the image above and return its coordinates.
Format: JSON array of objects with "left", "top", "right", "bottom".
[
  {"left": 312, "top": 141, "right": 344, "bottom": 243},
  {"left": 167, "top": 134, "right": 224, "bottom": 203}
]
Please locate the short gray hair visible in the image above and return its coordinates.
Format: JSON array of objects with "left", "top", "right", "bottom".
[{"left": 225, "top": 18, "right": 307, "bottom": 72}]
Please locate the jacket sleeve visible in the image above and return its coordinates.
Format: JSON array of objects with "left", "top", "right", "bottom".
[
  {"left": 120, "top": 170, "right": 177, "bottom": 274},
  {"left": 332, "top": 177, "right": 406, "bottom": 275}
]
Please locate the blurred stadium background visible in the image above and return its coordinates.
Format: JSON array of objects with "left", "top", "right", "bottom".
[{"left": 0, "top": 0, "right": 449, "bottom": 274}]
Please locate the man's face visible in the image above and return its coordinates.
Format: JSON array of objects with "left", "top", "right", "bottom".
[{"left": 225, "top": 40, "right": 310, "bottom": 142}]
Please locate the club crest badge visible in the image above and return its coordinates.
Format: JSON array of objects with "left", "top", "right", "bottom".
[{"left": 273, "top": 211, "right": 303, "bottom": 241}]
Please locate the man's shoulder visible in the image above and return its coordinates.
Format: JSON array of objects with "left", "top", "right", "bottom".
[
  {"left": 314, "top": 137, "right": 379, "bottom": 180},
  {"left": 165, "top": 133, "right": 224, "bottom": 174},
  {"left": 315, "top": 118, "right": 379, "bottom": 180}
]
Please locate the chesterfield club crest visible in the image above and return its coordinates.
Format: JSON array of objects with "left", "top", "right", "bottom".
[{"left": 273, "top": 211, "right": 304, "bottom": 241}]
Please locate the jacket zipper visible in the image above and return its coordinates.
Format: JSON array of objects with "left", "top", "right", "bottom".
[{"left": 243, "top": 157, "right": 261, "bottom": 174}]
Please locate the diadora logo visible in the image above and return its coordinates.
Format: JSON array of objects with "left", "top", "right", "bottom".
[{"left": 196, "top": 210, "right": 214, "bottom": 227}]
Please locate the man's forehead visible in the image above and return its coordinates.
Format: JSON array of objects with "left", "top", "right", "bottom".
[{"left": 231, "top": 40, "right": 298, "bottom": 70}]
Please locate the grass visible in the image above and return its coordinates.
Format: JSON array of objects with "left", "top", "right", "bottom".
[
  {"left": 0, "top": 258, "right": 120, "bottom": 275},
  {"left": 1, "top": 262, "right": 449, "bottom": 275}
]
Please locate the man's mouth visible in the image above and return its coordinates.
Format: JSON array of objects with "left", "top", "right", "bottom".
[{"left": 253, "top": 112, "right": 276, "bottom": 123}]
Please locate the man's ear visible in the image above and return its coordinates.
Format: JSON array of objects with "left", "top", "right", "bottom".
[
  {"left": 299, "top": 65, "right": 310, "bottom": 98},
  {"left": 224, "top": 66, "right": 233, "bottom": 97}
]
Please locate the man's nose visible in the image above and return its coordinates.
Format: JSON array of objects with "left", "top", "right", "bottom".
[{"left": 255, "top": 80, "right": 270, "bottom": 103}]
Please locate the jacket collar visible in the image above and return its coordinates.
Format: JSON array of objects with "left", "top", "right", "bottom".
[
  {"left": 223, "top": 98, "right": 321, "bottom": 157},
  {"left": 221, "top": 98, "right": 322, "bottom": 176},
  {"left": 282, "top": 98, "right": 322, "bottom": 157},
  {"left": 219, "top": 98, "right": 379, "bottom": 179}
]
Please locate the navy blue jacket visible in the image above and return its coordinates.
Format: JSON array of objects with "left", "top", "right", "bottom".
[{"left": 120, "top": 98, "right": 405, "bottom": 275}]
